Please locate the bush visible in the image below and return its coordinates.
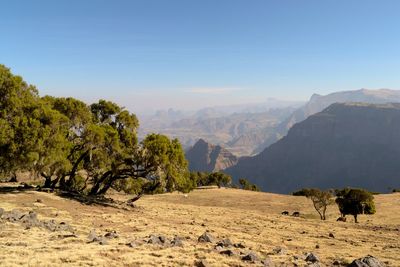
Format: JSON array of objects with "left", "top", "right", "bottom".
[
  {"left": 189, "top": 171, "right": 233, "bottom": 188},
  {"left": 238, "top": 178, "right": 260, "bottom": 191}
]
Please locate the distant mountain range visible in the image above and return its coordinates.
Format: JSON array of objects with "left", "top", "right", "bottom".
[
  {"left": 185, "top": 139, "right": 238, "bottom": 172},
  {"left": 226, "top": 102, "right": 400, "bottom": 193},
  {"left": 139, "top": 99, "right": 302, "bottom": 156},
  {"left": 140, "top": 89, "right": 400, "bottom": 158}
]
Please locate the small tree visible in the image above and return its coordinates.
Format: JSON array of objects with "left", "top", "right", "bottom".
[
  {"left": 299, "top": 188, "right": 334, "bottom": 220},
  {"left": 335, "top": 188, "right": 376, "bottom": 223},
  {"left": 239, "top": 178, "right": 260, "bottom": 191}
]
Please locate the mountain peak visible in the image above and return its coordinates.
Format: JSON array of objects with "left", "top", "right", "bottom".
[
  {"left": 186, "top": 140, "right": 238, "bottom": 172},
  {"left": 226, "top": 102, "right": 400, "bottom": 193}
]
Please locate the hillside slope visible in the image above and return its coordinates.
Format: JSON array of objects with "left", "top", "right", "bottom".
[
  {"left": 227, "top": 103, "right": 400, "bottom": 193},
  {"left": 0, "top": 186, "right": 399, "bottom": 266}
]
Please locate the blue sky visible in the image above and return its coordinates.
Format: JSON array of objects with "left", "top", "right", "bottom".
[{"left": 2, "top": 0, "right": 400, "bottom": 113}]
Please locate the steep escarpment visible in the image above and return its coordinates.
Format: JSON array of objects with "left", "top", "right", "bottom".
[
  {"left": 227, "top": 103, "right": 400, "bottom": 193},
  {"left": 253, "top": 89, "right": 400, "bottom": 154},
  {"left": 186, "top": 139, "right": 238, "bottom": 172}
]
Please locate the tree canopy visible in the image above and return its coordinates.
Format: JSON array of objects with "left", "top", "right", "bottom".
[
  {"left": 0, "top": 64, "right": 191, "bottom": 196},
  {"left": 295, "top": 188, "right": 334, "bottom": 220},
  {"left": 239, "top": 178, "right": 260, "bottom": 191},
  {"left": 189, "top": 171, "right": 232, "bottom": 188},
  {"left": 335, "top": 188, "right": 376, "bottom": 223}
]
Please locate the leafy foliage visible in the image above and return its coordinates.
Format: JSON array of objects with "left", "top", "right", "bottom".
[
  {"left": 0, "top": 65, "right": 190, "bottom": 197},
  {"left": 189, "top": 171, "right": 232, "bottom": 188},
  {"left": 335, "top": 188, "right": 376, "bottom": 223},
  {"left": 296, "top": 188, "right": 334, "bottom": 220},
  {"left": 239, "top": 178, "right": 260, "bottom": 191}
]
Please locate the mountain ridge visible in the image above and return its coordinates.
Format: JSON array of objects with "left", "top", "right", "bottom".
[{"left": 226, "top": 102, "right": 400, "bottom": 193}]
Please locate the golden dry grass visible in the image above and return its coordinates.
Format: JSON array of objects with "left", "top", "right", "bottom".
[{"left": 0, "top": 187, "right": 399, "bottom": 266}]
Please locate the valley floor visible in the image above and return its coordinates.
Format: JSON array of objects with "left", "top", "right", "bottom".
[{"left": 0, "top": 186, "right": 399, "bottom": 266}]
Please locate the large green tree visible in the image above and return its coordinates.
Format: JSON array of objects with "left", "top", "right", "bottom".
[
  {"left": 0, "top": 65, "right": 191, "bottom": 197},
  {"left": 335, "top": 188, "right": 376, "bottom": 223},
  {"left": 0, "top": 64, "right": 41, "bottom": 180}
]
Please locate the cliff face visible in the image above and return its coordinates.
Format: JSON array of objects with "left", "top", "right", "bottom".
[
  {"left": 279, "top": 89, "right": 400, "bottom": 132},
  {"left": 186, "top": 139, "right": 238, "bottom": 172},
  {"left": 226, "top": 103, "right": 400, "bottom": 193},
  {"left": 253, "top": 89, "right": 400, "bottom": 153}
]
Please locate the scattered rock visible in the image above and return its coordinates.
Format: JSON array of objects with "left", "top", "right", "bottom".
[
  {"left": 214, "top": 245, "right": 224, "bottom": 251},
  {"left": 195, "top": 259, "right": 210, "bottom": 267},
  {"left": 220, "top": 249, "right": 235, "bottom": 256},
  {"left": 98, "top": 237, "right": 108, "bottom": 245},
  {"left": 315, "top": 244, "right": 320, "bottom": 249},
  {"left": 43, "top": 220, "right": 58, "bottom": 231},
  {"left": 36, "top": 199, "right": 43, "bottom": 203},
  {"left": 242, "top": 252, "right": 259, "bottom": 262},
  {"left": 2, "top": 209, "right": 24, "bottom": 222},
  {"left": 329, "top": 233, "right": 335, "bottom": 238},
  {"left": 57, "top": 234, "right": 78, "bottom": 239},
  {"left": 292, "top": 211, "right": 300, "bottom": 217},
  {"left": 20, "top": 211, "right": 40, "bottom": 228},
  {"left": 261, "top": 258, "right": 274, "bottom": 266},
  {"left": 171, "top": 236, "right": 183, "bottom": 247},
  {"left": 148, "top": 234, "right": 167, "bottom": 245},
  {"left": 87, "top": 229, "right": 108, "bottom": 245},
  {"left": 306, "top": 253, "right": 320, "bottom": 263},
  {"left": 198, "top": 232, "right": 214, "bottom": 243},
  {"left": 234, "top": 242, "right": 246, "bottom": 248},
  {"left": 216, "top": 238, "right": 232, "bottom": 247},
  {"left": 273, "top": 247, "right": 287, "bottom": 255},
  {"left": 149, "top": 252, "right": 162, "bottom": 257},
  {"left": 126, "top": 241, "right": 137, "bottom": 248},
  {"left": 44, "top": 219, "right": 73, "bottom": 232},
  {"left": 332, "top": 260, "right": 341, "bottom": 265},
  {"left": 88, "top": 229, "right": 100, "bottom": 242},
  {"left": 159, "top": 235, "right": 167, "bottom": 243},
  {"left": 348, "top": 255, "right": 386, "bottom": 267},
  {"left": 1, "top": 209, "right": 73, "bottom": 233},
  {"left": 104, "top": 230, "right": 118, "bottom": 239}
]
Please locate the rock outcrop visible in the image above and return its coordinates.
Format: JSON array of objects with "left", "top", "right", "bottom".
[{"left": 186, "top": 139, "right": 238, "bottom": 172}]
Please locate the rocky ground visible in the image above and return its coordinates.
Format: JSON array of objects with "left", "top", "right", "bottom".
[{"left": 0, "top": 184, "right": 399, "bottom": 266}]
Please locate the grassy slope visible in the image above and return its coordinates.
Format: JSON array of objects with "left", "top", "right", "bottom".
[{"left": 0, "top": 187, "right": 399, "bottom": 266}]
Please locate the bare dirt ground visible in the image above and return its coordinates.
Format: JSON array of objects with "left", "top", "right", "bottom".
[{"left": 0, "top": 185, "right": 399, "bottom": 266}]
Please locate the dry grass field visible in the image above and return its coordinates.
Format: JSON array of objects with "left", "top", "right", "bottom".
[{"left": 0, "top": 185, "right": 399, "bottom": 266}]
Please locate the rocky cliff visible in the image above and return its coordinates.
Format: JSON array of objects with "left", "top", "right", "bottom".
[
  {"left": 186, "top": 139, "right": 238, "bottom": 172},
  {"left": 253, "top": 89, "right": 400, "bottom": 154},
  {"left": 226, "top": 103, "right": 400, "bottom": 193}
]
